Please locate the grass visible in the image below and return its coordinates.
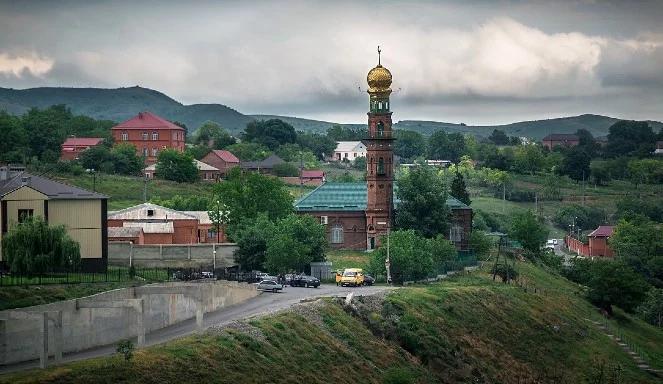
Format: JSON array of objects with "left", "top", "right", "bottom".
[
  {"left": 325, "top": 250, "right": 371, "bottom": 270},
  {"left": 51, "top": 173, "right": 216, "bottom": 210},
  {"left": 4, "top": 262, "right": 662, "bottom": 384}
]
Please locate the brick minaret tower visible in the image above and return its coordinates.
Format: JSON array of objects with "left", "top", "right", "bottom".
[{"left": 363, "top": 47, "right": 395, "bottom": 250}]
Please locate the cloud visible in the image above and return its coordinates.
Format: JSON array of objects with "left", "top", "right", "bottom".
[{"left": 0, "top": 52, "right": 53, "bottom": 77}]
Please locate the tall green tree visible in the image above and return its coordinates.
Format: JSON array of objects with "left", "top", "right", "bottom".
[
  {"left": 296, "top": 132, "right": 336, "bottom": 160},
  {"left": 212, "top": 168, "right": 293, "bottom": 233},
  {"left": 395, "top": 165, "right": 450, "bottom": 238},
  {"left": 394, "top": 130, "right": 427, "bottom": 160},
  {"left": 509, "top": 210, "right": 548, "bottom": 254},
  {"left": 225, "top": 142, "right": 271, "bottom": 161},
  {"left": 489, "top": 129, "right": 509, "bottom": 145},
  {"left": 514, "top": 145, "right": 544, "bottom": 175},
  {"left": 264, "top": 214, "right": 326, "bottom": 273},
  {"left": 0, "top": 111, "right": 28, "bottom": 163},
  {"left": 243, "top": 119, "right": 296, "bottom": 150},
  {"left": 586, "top": 261, "right": 650, "bottom": 315},
  {"left": 611, "top": 217, "right": 663, "bottom": 288},
  {"left": 155, "top": 149, "right": 199, "bottom": 183},
  {"left": 2, "top": 217, "right": 81, "bottom": 274},
  {"left": 606, "top": 120, "right": 656, "bottom": 158},
  {"left": 560, "top": 147, "right": 591, "bottom": 181},
  {"left": 428, "top": 131, "right": 465, "bottom": 163},
  {"left": 450, "top": 171, "right": 471, "bottom": 206},
  {"left": 326, "top": 125, "right": 366, "bottom": 141},
  {"left": 111, "top": 143, "right": 144, "bottom": 175},
  {"left": 368, "top": 230, "right": 434, "bottom": 284},
  {"left": 233, "top": 215, "right": 274, "bottom": 271}
]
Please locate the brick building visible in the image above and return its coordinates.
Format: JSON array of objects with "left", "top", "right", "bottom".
[
  {"left": 542, "top": 134, "right": 580, "bottom": 150},
  {"left": 108, "top": 203, "right": 222, "bottom": 245},
  {"left": 144, "top": 159, "right": 220, "bottom": 181},
  {"left": 200, "top": 150, "right": 240, "bottom": 178},
  {"left": 60, "top": 137, "right": 104, "bottom": 161},
  {"left": 111, "top": 111, "right": 185, "bottom": 164},
  {"left": 295, "top": 54, "right": 472, "bottom": 251},
  {"left": 565, "top": 225, "right": 615, "bottom": 258}
]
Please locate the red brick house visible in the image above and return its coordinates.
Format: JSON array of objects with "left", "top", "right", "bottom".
[
  {"left": 565, "top": 225, "right": 614, "bottom": 258},
  {"left": 542, "top": 134, "right": 579, "bottom": 150},
  {"left": 60, "top": 137, "right": 104, "bottom": 160},
  {"left": 111, "top": 111, "right": 185, "bottom": 164},
  {"left": 200, "top": 150, "right": 240, "bottom": 177},
  {"left": 108, "top": 203, "right": 222, "bottom": 245}
]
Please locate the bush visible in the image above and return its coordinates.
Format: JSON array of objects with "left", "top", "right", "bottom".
[
  {"left": 116, "top": 339, "right": 134, "bottom": 362},
  {"left": 2, "top": 217, "right": 81, "bottom": 275},
  {"left": 553, "top": 204, "right": 606, "bottom": 231},
  {"left": 504, "top": 188, "right": 536, "bottom": 202},
  {"left": 272, "top": 162, "right": 299, "bottom": 177},
  {"left": 491, "top": 263, "right": 518, "bottom": 283},
  {"left": 586, "top": 261, "right": 650, "bottom": 315}
]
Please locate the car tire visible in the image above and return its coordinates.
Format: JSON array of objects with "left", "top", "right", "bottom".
[{"left": 273, "top": 288, "right": 278, "bottom": 293}]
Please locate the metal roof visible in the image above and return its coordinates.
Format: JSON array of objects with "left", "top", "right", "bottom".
[
  {"left": 108, "top": 227, "right": 143, "bottom": 238},
  {"left": 294, "top": 182, "right": 470, "bottom": 212},
  {"left": 111, "top": 111, "right": 184, "bottom": 131},
  {"left": 211, "top": 150, "right": 240, "bottom": 163},
  {"left": 108, "top": 203, "right": 196, "bottom": 221},
  {"left": 588, "top": 225, "right": 614, "bottom": 238},
  {"left": 0, "top": 173, "right": 107, "bottom": 200},
  {"left": 124, "top": 222, "right": 174, "bottom": 234},
  {"left": 334, "top": 141, "right": 366, "bottom": 153}
]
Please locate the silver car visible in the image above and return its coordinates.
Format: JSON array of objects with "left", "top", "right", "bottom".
[{"left": 257, "top": 280, "right": 284, "bottom": 293}]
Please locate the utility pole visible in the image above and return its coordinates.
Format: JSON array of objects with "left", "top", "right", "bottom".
[
  {"left": 299, "top": 151, "right": 304, "bottom": 197},
  {"left": 582, "top": 170, "right": 586, "bottom": 206},
  {"left": 143, "top": 174, "right": 148, "bottom": 203},
  {"left": 502, "top": 182, "right": 506, "bottom": 213}
]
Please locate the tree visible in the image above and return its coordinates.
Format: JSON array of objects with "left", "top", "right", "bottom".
[
  {"left": 616, "top": 196, "right": 663, "bottom": 223},
  {"left": 212, "top": 168, "right": 293, "bottom": 232},
  {"left": 150, "top": 195, "right": 210, "bottom": 211},
  {"left": 368, "top": 230, "right": 434, "bottom": 284},
  {"left": 576, "top": 128, "right": 599, "bottom": 157},
  {"left": 394, "top": 130, "right": 426, "bottom": 160},
  {"left": 559, "top": 147, "right": 591, "bottom": 181},
  {"left": 483, "top": 145, "right": 514, "bottom": 171},
  {"left": 489, "top": 129, "right": 509, "bottom": 145},
  {"left": 428, "top": 131, "right": 465, "bottom": 163},
  {"left": 469, "top": 230, "right": 492, "bottom": 258},
  {"left": 586, "top": 261, "right": 649, "bottom": 315},
  {"left": 243, "top": 119, "right": 297, "bottom": 150},
  {"left": 155, "top": 149, "right": 199, "bottom": 183},
  {"left": 78, "top": 143, "right": 114, "bottom": 173},
  {"left": 514, "top": 145, "right": 544, "bottom": 175},
  {"left": 233, "top": 215, "right": 273, "bottom": 271},
  {"left": 509, "top": 210, "right": 548, "bottom": 254},
  {"left": 264, "top": 214, "right": 326, "bottom": 273},
  {"left": 326, "top": 125, "right": 366, "bottom": 141},
  {"left": 395, "top": 165, "right": 451, "bottom": 238},
  {"left": 22, "top": 105, "right": 72, "bottom": 161},
  {"left": 296, "top": 132, "right": 336, "bottom": 160},
  {"left": 589, "top": 160, "right": 611, "bottom": 186},
  {"left": 606, "top": 120, "right": 656, "bottom": 158},
  {"left": 353, "top": 156, "right": 367, "bottom": 171},
  {"left": 272, "top": 162, "right": 299, "bottom": 177},
  {"left": 610, "top": 217, "right": 663, "bottom": 288},
  {"left": 2, "top": 217, "right": 81, "bottom": 274},
  {"left": 185, "top": 144, "right": 212, "bottom": 160},
  {"left": 627, "top": 158, "right": 663, "bottom": 187},
  {"left": 111, "top": 143, "right": 144, "bottom": 176},
  {"left": 553, "top": 204, "right": 606, "bottom": 231},
  {"left": 638, "top": 288, "right": 663, "bottom": 327},
  {"left": 450, "top": 171, "right": 471, "bottom": 206},
  {"left": 0, "top": 111, "right": 28, "bottom": 163},
  {"left": 194, "top": 121, "right": 222, "bottom": 146},
  {"left": 225, "top": 142, "right": 271, "bottom": 161}
]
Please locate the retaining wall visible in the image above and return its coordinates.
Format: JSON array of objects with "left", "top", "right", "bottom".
[
  {"left": 0, "top": 280, "right": 257, "bottom": 365},
  {"left": 108, "top": 242, "right": 238, "bottom": 268}
]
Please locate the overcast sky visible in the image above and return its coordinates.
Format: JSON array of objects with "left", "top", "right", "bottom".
[{"left": 1, "top": 0, "right": 663, "bottom": 124}]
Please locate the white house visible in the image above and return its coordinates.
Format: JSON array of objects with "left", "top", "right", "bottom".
[{"left": 332, "top": 141, "right": 367, "bottom": 162}]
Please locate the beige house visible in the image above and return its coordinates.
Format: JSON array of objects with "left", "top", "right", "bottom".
[{"left": 0, "top": 166, "right": 108, "bottom": 272}]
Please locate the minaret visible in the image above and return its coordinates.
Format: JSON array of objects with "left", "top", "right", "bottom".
[{"left": 363, "top": 46, "right": 395, "bottom": 250}]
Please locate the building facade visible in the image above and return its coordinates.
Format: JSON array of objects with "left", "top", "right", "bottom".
[
  {"left": 111, "top": 111, "right": 186, "bottom": 164},
  {"left": 332, "top": 141, "right": 367, "bottom": 162},
  {"left": 200, "top": 150, "right": 240, "bottom": 178},
  {"left": 61, "top": 137, "right": 104, "bottom": 161},
  {"left": 144, "top": 159, "right": 221, "bottom": 181},
  {"left": 0, "top": 167, "right": 108, "bottom": 272},
  {"left": 295, "top": 54, "right": 472, "bottom": 251},
  {"left": 542, "top": 134, "right": 580, "bottom": 150}
]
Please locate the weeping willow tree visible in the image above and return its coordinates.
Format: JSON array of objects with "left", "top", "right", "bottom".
[{"left": 2, "top": 217, "right": 80, "bottom": 275}]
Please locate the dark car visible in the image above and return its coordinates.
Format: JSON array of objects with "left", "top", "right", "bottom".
[
  {"left": 363, "top": 275, "right": 375, "bottom": 286},
  {"left": 290, "top": 275, "right": 320, "bottom": 288}
]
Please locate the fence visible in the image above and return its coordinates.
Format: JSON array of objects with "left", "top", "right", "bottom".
[{"left": 0, "top": 267, "right": 172, "bottom": 287}]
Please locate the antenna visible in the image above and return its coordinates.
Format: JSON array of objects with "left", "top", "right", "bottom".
[{"left": 377, "top": 45, "right": 382, "bottom": 65}]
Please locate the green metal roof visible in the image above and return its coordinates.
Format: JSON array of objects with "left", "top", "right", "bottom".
[{"left": 294, "top": 182, "right": 470, "bottom": 212}]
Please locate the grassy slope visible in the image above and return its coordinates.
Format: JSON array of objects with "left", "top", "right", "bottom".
[{"left": 4, "top": 262, "right": 662, "bottom": 384}]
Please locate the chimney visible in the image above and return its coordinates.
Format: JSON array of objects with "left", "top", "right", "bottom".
[
  {"left": 20, "top": 175, "right": 31, "bottom": 186},
  {"left": 138, "top": 112, "right": 144, "bottom": 119},
  {"left": 0, "top": 166, "right": 7, "bottom": 181}
]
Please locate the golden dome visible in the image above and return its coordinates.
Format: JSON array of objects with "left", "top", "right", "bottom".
[{"left": 367, "top": 64, "right": 392, "bottom": 93}]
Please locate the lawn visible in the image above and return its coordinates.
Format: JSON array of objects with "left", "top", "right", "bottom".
[{"left": 325, "top": 249, "right": 372, "bottom": 270}]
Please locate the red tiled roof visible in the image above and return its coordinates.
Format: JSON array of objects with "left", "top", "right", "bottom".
[
  {"left": 61, "top": 137, "right": 104, "bottom": 147},
  {"left": 588, "top": 226, "right": 614, "bottom": 238},
  {"left": 111, "top": 111, "right": 184, "bottom": 131},
  {"left": 301, "top": 170, "right": 325, "bottom": 179},
  {"left": 211, "top": 150, "right": 239, "bottom": 163}
]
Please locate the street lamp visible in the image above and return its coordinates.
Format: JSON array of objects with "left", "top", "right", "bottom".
[{"left": 86, "top": 168, "right": 96, "bottom": 192}]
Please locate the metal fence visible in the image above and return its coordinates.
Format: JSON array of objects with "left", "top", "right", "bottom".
[{"left": 0, "top": 267, "right": 172, "bottom": 286}]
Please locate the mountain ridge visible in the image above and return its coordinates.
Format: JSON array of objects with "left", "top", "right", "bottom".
[{"left": 1, "top": 86, "right": 661, "bottom": 139}]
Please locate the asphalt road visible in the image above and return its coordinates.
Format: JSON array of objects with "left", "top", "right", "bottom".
[{"left": 0, "top": 283, "right": 395, "bottom": 375}]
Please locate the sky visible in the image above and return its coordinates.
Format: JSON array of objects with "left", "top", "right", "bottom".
[{"left": 1, "top": 0, "right": 663, "bottom": 125}]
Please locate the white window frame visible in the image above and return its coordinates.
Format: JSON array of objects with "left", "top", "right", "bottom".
[
  {"left": 121, "top": 132, "right": 128, "bottom": 141},
  {"left": 320, "top": 216, "right": 328, "bottom": 225},
  {"left": 152, "top": 132, "right": 159, "bottom": 140},
  {"left": 331, "top": 224, "right": 343, "bottom": 244}
]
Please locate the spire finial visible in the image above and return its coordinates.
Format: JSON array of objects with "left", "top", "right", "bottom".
[{"left": 377, "top": 45, "right": 382, "bottom": 65}]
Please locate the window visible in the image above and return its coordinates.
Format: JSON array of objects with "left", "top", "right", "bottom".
[
  {"left": 152, "top": 148, "right": 158, "bottom": 157},
  {"left": 152, "top": 132, "right": 159, "bottom": 140},
  {"left": 121, "top": 132, "right": 128, "bottom": 141},
  {"left": 18, "top": 209, "right": 33, "bottom": 223},
  {"left": 354, "top": 153, "right": 357, "bottom": 158},
  {"left": 142, "top": 132, "right": 148, "bottom": 141},
  {"left": 449, "top": 225, "right": 463, "bottom": 243},
  {"left": 377, "top": 157, "right": 385, "bottom": 175},
  {"left": 331, "top": 224, "right": 343, "bottom": 244},
  {"left": 320, "top": 216, "right": 328, "bottom": 225},
  {"left": 377, "top": 122, "right": 384, "bottom": 137},
  {"left": 344, "top": 153, "right": 348, "bottom": 158},
  {"left": 147, "top": 209, "right": 155, "bottom": 217},
  {"left": 143, "top": 147, "right": 148, "bottom": 157}
]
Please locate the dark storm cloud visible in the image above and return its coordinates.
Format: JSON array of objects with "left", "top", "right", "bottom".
[{"left": 1, "top": 0, "right": 663, "bottom": 124}]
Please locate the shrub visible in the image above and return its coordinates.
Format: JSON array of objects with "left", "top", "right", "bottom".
[
  {"left": 272, "top": 162, "right": 299, "bottom": 177},
  {"left": 491, "top": 263, "right": 518, "bottom": 283},
  {"left": 116, "top": 339, "right": 134, "bottom": 362}
]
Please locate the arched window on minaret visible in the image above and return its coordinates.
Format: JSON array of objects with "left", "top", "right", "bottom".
[
  {"left": 377, "top": 157, "right": 385, "bottom": 175},
  {"left": 377, "top": 122, "right": 384, "bottom": 138}
]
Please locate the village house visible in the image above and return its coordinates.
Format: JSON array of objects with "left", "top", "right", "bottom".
[
  {"left": 542, "top": 134, "right": 580, "bottom": 150},
  {"left": 281, "top": 169, "right": 326, "bottom": 187},
  {"left": 107, "top": 203, "right": 222, "bottom": 245},
  {"left": 111, "top": 111, "right": 186, "bottom": 164},
  {"left": 0, "top": 165, "right": 108, "bottom": 272},
  {"left": 655, "top": 141, "right": 663, "bottom": 155},
  {"left": 200, "top": 150, "right": 240, "bottom": 178},
  {"left": 60, "top": 137, "right": 104, "bottom": 161},
  {"left": 565, "top": 225, "right": 615, "bottom": 258},
  {"left": 332, "top": 141, "right": 367, "bottom": 162},
  {"left": 240, "top": 154, "right": 285, "bottom": 174},
  {"left": 143, "top": 159, "right": 221, "bottom": 181}
]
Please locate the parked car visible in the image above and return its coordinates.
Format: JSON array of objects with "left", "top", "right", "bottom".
[
  {"left": 552, "top": 239, "right": 558, "bottom": 245},
  {"left": 290, "top": 275, "right": 320, "bottom": 288},
  {"left": 256, "top": 280, "right": 284, "bottom": 293},
  {"left": 363, "top": 275, "right": 375, "bottom": 286},
  {"left": 340, "top": 268, "right": 365, "bottom": 287},
  {"left": 545, "top": 240, "right": 555, "bottom": 250},
  {"left": 201, "top": 271, "right": 213, "bottom": 279}
]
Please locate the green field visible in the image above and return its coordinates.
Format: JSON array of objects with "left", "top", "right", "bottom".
[{"left": 4, "top": 262, "right": 662, "bottom": 384}]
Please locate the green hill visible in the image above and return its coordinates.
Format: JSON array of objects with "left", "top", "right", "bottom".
[
  {"left": 5, "top": 262, "right": 661, "bottom": 384},
  {"left": 0, "top": 86, "right": 253, "bottom": 133}
]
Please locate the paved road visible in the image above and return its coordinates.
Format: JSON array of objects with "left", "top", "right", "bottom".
[{"left": 0, "top": 284, "right": 394, "bottom": 375}]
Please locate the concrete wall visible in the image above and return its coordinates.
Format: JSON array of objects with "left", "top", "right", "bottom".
[
  {"left": 0, "top": 280, "right": 257, "bottom": 365},
  {"left": 109, "top": 242, "right": 237, "bottom": 268}
]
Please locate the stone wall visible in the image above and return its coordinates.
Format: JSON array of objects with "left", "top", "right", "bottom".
[
  {"left": 0, "top": 280, "right": 257, "bottom": 365},
  {"left": 108, "top": 242, "right": 237, "bottom": 268}
]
